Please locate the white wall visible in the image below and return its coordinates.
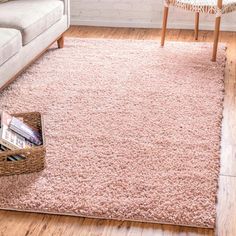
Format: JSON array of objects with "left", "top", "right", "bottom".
[{"left": 70, "top": 0, "right": 236, "bottom": 31}]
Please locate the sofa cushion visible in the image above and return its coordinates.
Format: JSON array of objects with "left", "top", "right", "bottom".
[
  {"left": 0, "top": 28, "right": 22, "bottom": 66},
  {"left": 0, "top": 0, "right": 64, "bottom": 45}
]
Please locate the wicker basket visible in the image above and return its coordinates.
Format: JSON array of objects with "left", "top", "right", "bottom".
[{"left": 0, "top": 112, "right": 46, "bottom": 176}]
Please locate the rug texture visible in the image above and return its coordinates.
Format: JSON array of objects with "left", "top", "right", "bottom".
[{"left": 0, "top": 38, "right": 225, "bottom": 228}]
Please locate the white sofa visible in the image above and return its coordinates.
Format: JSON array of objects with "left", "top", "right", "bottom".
[{"left": 0, "top": 0, "right": 70, "bottom": 90}]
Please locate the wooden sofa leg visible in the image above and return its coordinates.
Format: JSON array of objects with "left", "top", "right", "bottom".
[{"left": 57, "top": 35, "right": 64, "bottom": 48}]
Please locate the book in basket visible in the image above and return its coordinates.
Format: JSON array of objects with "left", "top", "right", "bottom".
[
  {"left": 0, "top": 111, "right": 34, "bottom": 150},
  {"left": 0, "top": 144, "right": 26, "bottom": 161},
  {"left": 10, "top": 117, "right": 42, "bottom": 145}
]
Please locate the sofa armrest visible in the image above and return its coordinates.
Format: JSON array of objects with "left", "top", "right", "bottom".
[{"left": 63, "top": 0, "right": 70, "bottom": 27}]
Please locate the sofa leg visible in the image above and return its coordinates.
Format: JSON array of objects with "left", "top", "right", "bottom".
[{"left": 57, "top": 35, "right": 64, "bottom": 48}]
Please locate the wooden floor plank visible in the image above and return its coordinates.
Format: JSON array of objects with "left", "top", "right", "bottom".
[
  {"left": 216, "top": 176, "right": 236, "bottom": 236},
  {"left": 220, "top": 33, "right": 236, "bottom": 177},
  {"left": 0, "top": 26, "right": 235, "bottom": 236}
]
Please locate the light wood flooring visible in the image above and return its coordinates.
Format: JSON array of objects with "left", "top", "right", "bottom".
[{"left": 0, "top": 26, "right": 235, "bottom": 236}]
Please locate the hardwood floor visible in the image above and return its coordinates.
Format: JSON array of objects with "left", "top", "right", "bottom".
[{"left": 0, "top": 26, "right": 235, "bottom": 236}]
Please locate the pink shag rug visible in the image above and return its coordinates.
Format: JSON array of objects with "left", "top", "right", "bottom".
[{"left": 0, "top": 38, "right": 225, "bottom": 228}]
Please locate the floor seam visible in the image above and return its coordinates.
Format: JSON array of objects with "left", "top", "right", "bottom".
[{"left": 220, "top": 173, "right": 236, "bottom": 178}]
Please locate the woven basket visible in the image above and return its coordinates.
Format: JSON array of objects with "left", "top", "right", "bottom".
[{"left": 0, "top": 112, "right": 46, "bottom": 176}]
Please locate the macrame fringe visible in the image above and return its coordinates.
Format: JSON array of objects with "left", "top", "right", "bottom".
[{"left": 163, "top": 0, "right": 236, "bottom": 16}]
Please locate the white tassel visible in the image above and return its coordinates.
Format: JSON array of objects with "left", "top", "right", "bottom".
[
  {"left": 216, "top": 8, "right": 222, "bottom": 17},
  {"left": 164, "top": 0, "right": 169, "bottom": 7}
]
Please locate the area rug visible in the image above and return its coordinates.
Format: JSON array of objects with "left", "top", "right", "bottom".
[{"left": 0, "top": 38, "right": 225, "bottom": 228}]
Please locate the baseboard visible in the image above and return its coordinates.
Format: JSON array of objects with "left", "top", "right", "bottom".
[{"left": 70, "top": 18, "right": 236, "bottom": 32}]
